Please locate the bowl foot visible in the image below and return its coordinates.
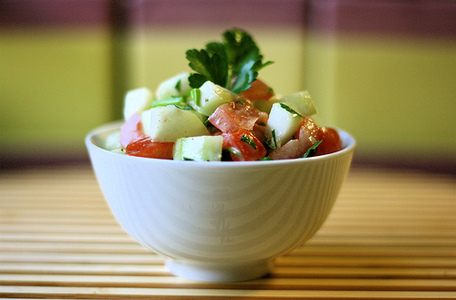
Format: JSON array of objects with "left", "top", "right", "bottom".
[{"left": 165, "top": 259, "right": 273, "bottom": 282}]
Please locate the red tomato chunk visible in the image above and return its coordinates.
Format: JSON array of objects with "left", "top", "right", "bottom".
[
  {"left": 222, "top": 129, "right": 267, "bottom": 161},
  {"left": 208, "top": 100, "right": 268, "bottom": 137},
  {"left": 238, "top": 79, "right": 274, "bottom": 101},
  {"left": 126, "top": 138, "right": 174, "bottom": 159},
  {"left": 315, "top": 127, "right": 343, "bottom": 156},
  {"left": 269, "top": 116, "right": 321, "bottom": 160},
  {"left": 268, "top": 117, "right": 342, "bottom": 160}
]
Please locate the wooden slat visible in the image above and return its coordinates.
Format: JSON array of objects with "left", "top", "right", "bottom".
[
  {"left": 1, "top": 274, "right": 456, "bottom": 291},
  {"left": 2, "top": 251, "right": 454, "bottom": 269},
  {"left": 1, "top": 286, "right": 456, "bottom": 300},
  {"left": 1, "top": 262, "right": 454, "bottom": 280},
  {"left": 2, "top": 242, "right": 455, "bottom": 257},
  {"left": 0, "top": 165, "right": 455, "bottom": 299}
]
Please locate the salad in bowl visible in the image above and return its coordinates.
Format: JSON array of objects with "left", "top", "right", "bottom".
[
  {"left": 86, "top": 29, "right": 355, "bottom": 282},
  {"left": 104, "top": 28, "right": 343, "bottom": 162}
]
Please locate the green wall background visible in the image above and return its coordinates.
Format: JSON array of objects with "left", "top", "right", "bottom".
[
  {"left": 1, "top": 28, "right": 113, "bottom": 163},
  {"left": 1, "top": 14, "right": 455, "bottom": 169},
  {"left": 305, "top": 32, "right": 456, "bottom": 165}
]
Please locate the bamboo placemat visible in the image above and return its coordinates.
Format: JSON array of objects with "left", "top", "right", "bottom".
[{"left": 1, "top": 164, "right": 455, "bottom": 299}]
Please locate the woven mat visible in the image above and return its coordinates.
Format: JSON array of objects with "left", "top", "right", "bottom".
[{"left": 1, "top": 165, "right": 455, "bottom": 299}]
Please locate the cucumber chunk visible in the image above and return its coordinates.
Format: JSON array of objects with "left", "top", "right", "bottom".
[
  {"left": 141, "top": 106, "right": 209, "bottom": 142},
  {"left": 192, "top": 81, "right": 236, "bottom": 116},
  {"left": 104, "top": 130, "right": 122, "bottom": 150},
  {"left": 155, "top": 72, "right": 191, "bottom": 100},
  {"left": 265, "top": 102, "right": 303, "bottom": 148},
  {"left": 254, "top": 91, "right": 316, "bottom": 116},
  {"left": 174, "top": 135, "right": 224, "bottom": 161},
  {"left": 282, "top": 91, "right": 316, "bottom": 116},
  {"left": 253, "top": 95, "right": 280, "bottom": 114},
  {"left": 123, "top": 88, "right": 153, "bottom": 120}
]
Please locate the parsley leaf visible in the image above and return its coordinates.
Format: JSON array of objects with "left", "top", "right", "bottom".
[
  {"left": 224, "top": 29, "right": 273, "bottom": 93},
  {"left": 186, "top": 49, "right": 228, "bottom": 88},
  {"left": 186, "top": 28, "right": 273, "bottom": 93}
]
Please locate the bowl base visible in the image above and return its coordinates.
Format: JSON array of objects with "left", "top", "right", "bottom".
[{"left": 165, "top": 259, "right": 273, "bottom": 282}]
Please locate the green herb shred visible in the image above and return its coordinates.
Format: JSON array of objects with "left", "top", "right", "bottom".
[
  {"left": 302, "top": 140, "right": 323, "bottom": 158},
  {"left": 279, "top": 103, "right": 303, "bottom": 118},
  {"left": 240, "top": 134, "right": 257, "bottom": 149},
  {"left": 175, "top": 79, "right": 182, "bottom": 92},
  {"left": 226, "top": 148, "right": 242, "bottom": 157}
]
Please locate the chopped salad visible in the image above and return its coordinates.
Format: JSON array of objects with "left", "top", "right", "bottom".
[{"left": 106, "top": 29, "right": 342, "bottom": 161}]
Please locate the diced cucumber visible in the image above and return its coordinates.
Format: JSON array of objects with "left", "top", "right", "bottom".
[
  {"left": 253, "top": 95, "right": 280, "bottom": 114},
  {"left": 265, "top": 102, "right": 303, "bottom": 148},
  {"left": 192, "top": 81, "right": 236, "bottom": 116},
  {"left": 123, "top": 88, "right": 153, "bottom": 120},
  {"left": 188, "top": 109, "right": 208, "bottom": 123},
  {"left": 104, "top": 130, "right": 122, "bottom": 150},
  {"left": 174, "top": 135, "right": 223, "bottom": 161},
  {"left": 282, "top": 91, "right": 316, "bottom": 116},
  {"left": 155, "top": 72, "right": 191, "bottom": 100},
  {"left": 141, "top": 106, "right": 209, "bottom": 142},
  {"left": 152, "top": 88, "right": 201, "bottom": 110},
  {"left": 151, "top": 95, "right": 187, "bottom": 108}
]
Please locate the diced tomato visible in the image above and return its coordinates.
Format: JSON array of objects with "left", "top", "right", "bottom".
[
  {"left": 119, "top": 113, "right": 147, "bottom": 148},
  {"left": 126, "top": 138, "right": 174, "bottom": 159},
  {"left": 293, "top": 116, "right": 322, "bottom": 141},
  {"left": 222, "top": 129, "right": 267, "bottom": 161},
  {"left": 208, "top": 100, "right": 268, "bottom": 142},
  {"left": 238, "top": 79, "right": 274, "bottom": 101},
  {"left": 268, "top": 138, "right": 312, "bottom": 160},
  {"left": 269, "top": 116, "right": 322, "bottom": 160},
  {"left": 315, "top": 127, "right": 343, "bottom": 156}
]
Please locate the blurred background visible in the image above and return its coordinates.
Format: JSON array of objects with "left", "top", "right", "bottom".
[{"left": 1, "top": 0, "right": 455, "bottom": 173}]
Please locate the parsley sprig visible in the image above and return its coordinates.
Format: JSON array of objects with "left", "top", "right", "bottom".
[{"left": 186, "top": 29, "right": 273, "bottom": 94}]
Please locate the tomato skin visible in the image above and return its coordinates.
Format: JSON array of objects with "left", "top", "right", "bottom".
[
  {"left": 208, "top": 99, "right": 268, "bottom": 141},
  {"left": 222, "top": 129, "right": 267, "bottom": 161},
  {"left": 315, "top": 127, "right": 343, "bottom": 156},
  {"left": 269, "top": 116, "right": 322, "bottom": 160},
  {"left": 238, "top": 79, "right": 274, "bottom": 101},
  {"left": 126, "top": 138, "right": 174, "bottom": 159},
  {"left": 294, "top": 116, "right": 322, "bottom": 141}
]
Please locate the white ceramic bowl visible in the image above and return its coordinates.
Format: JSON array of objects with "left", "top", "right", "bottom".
[{"left": 86, "top": 121, "right": 355, "bottom": 282}]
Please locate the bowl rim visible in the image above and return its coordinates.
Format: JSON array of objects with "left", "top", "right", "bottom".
[{"left": 85, "top": 121, "right": 356, "bottom": 169}]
